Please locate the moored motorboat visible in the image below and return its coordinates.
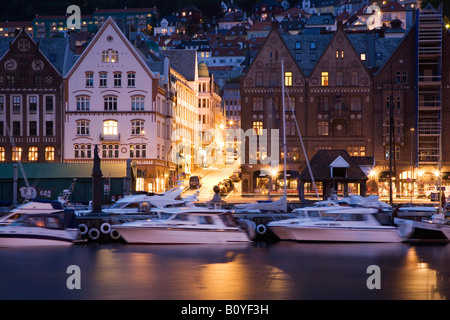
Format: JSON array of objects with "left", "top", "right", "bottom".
[
  {"left": 0, "top": 212, "right": 80, "bottom": 247},
  {"left": 395, "top": 212, "right": 450, "bottom": 240},
  {"left": 268, "top": 207, "right": 408, "bottom": 243},
  {"left": 0, "top": 199, "right": 68, "bottom": 226},
  {"left": 113, "top": 208, "right": 252, "bottom": 244}
]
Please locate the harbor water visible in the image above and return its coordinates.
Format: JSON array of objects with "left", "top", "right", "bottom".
[{"left": 0, "top": 241, "right": 449, "bottom": 300}]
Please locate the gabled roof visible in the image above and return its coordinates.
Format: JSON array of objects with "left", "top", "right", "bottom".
[
  {"left": 380, "top": 1, "right": 406, "bottom": 13},
  {"left": 0, "top": 28, "right": 69, "bottom": 76},
  {"left": 279, "top": 30, "right": 333, "bottom": 76},
  {"left": 299, "top": 150, "right": 369, "bottom": 181},
  {"left": 65, "top": 17, "right": 157, "bottom": 80}
]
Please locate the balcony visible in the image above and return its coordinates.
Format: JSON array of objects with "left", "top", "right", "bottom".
[
  {"left": 418, "top": 123, "right": 440, "bottom": 135},
  {"left": 100, "top": 133, "right": 121, "bottom": 142},
  {"left": 418, "top": 75, "right": 441, "bottom": 86}
]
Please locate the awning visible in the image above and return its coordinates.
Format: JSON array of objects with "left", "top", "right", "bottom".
[{"left": 0, "top": 163, "right": 127, "bottom": 179}]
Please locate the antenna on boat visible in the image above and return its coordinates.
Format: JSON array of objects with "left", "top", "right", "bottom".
[
  {"left": 284, "top": 78, "right": 320, "bottom": 201},
  {"left": 5, "top": 121, "right": 31, "bottom": 204},
  {"left": 281, "top": 58, "right": 288, "bottom": 204}
]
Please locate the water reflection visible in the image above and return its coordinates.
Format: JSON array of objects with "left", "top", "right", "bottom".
[{"left": 0, "top": 242, "right": 449, "bottom": 300}]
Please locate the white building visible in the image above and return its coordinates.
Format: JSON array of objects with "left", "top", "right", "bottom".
[{"left": 64, "top": 17, "right": 173, "bottom": 193}]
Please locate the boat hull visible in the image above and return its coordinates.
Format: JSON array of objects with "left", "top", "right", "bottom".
[
  {"left": 441, "top": 226, "right": 450, "bottom": 239},
  {"left": 395, "top": 218, "right": 448, "bottom": 240},
  {"left": 0, "top": 227, "right": 78, "bottom": 247},
  {"left": 269, "top": 226, "right": 403, "bottom": 243},
  {"left": 114, "top": 226, "right": 251, "bottom": 244}
]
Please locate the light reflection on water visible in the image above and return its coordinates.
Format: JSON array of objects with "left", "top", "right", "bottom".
[{"left": 0, "top": 242, "right": 449, "bottom": 300}]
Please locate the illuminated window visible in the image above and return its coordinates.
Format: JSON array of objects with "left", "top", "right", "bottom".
[
  {"left": 45, "top": 146, "right": 55, "bottom": 161},
  {"left": 347, "top": 146, "right": 365, "bottom": 156},
  {"left": 360, "top": 53, "right": 366, "bottom": 61},
  {"left": 12, "top": 146, "right": 22, "bottom": 161},
  {"left": 284, "top": 72, "right": 292, "bottom": 86},
  {"left": 252, "top": 121, "right": 263, "bottom": 135},
  {"left": 317, "top": 121, "right": 329, "bottom": 136},
  {"left": 103, "top": 120, "right": 118, "bottom": 135},
  {"left": 0, "top": 146, "right": 4, "bottom": 161},
  {"left": 321, "top": 72, "right": 329, "bottom": 86},
  {"left": 102, "top": 49, "right": 119, "bottom": 63},
  {"left": 28, "top": 146, "right": 38, "bottom": 161}
]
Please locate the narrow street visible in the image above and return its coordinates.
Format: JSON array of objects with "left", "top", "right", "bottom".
[{"left": 182, "top": 161, "right": 241, "bottom": 203}]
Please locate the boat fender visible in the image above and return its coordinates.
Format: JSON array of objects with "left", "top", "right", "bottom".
[
  {"left": 110, "top": 229, "right": 121, "bottom": 240},
  {"left": 79, "top": 223, "right": 89, "bottom": 235},
  {"left": 88, "top": 228, "right": 101, "bottom": 240},
  {"left": 238, "top": 219, "right": 256, "bottom": 240},
  {"left": 397, "top": 220, "right": 414, "bottom": 238},
  {"left": 256, "top": 224, "right": 267, "bottom": 235},
  {"left": 100, "top": 222, "right": 112, "bottom": 234}
]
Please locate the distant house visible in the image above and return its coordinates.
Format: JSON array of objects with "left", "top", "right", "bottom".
[
  {"left": 305, "top": 13, "right": 336, "bottom": 31},
  {"left": 154, "top": 15, "right": 182, "bottom": 36},
  {"left": 175, "top": 5, "right": 204, "bottom": 23},
  {"left": 252, "top": 0, "right": 285, "bottom": 20},
  {"left": 210, "top": 47, "right": 246, "bottom": 71},
  {"left": 0, "top": 21, "right": 33, "bottom": 37}
]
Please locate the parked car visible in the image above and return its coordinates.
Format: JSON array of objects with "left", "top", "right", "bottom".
[
  {"left": 189, "top": 176, "right": 202, "bottom": 189},
  {"left": 230, "top": 170, "right": 240, "bottom": 182},
  {"left": 427, "top": 186, "right": 450, "bottom": 201}
]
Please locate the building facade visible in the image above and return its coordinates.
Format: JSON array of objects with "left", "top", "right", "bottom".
[
  {"left": 64, "top": 18, "right": 172, "bottom": 193},
  {"left": 240, "top": 21, "right": 422, "bottom": 197},
  {"left": 0, "top": 29, "right": 66, "bottom": 164}
]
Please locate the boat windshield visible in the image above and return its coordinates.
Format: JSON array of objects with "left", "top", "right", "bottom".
[
  {"left": 107, "top": 202, "right": 130, "bottom": 209},
  {"left": 12, "top": 215, "right": 63, "bottom": 229},
  {"left": 219, "top": 213, "right": 238, "bottom": 227},
  {"left": 320, "top": 213, "right": 366, "bottom": 221}
]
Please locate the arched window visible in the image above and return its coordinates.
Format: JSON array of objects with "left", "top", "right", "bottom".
[
  {"left": 104, "top": 96, "right": 117, "bottom": 111},
  {"left": 76, "top": 96, "right": 90, "bottom": 111},
  {"left": 103, "top": 120, "right": 118, "bottom": 135},
  {"left": 76, "top": 120, "right": 90, "bottom": 135},
  {"left": 131, "top": 96, "right": 145, "bottom": 110}
]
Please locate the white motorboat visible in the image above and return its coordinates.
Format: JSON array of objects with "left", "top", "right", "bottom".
[
  {"left": 395, "top": 212, "right": 450, "bottom": 240},
  {"left": 0, "top": 199, "right": 67, "bottom": 226},
  {"left": 441, "top": 224, "right": 450, "bottom": 239},
  {"left": 76, "top": 188, "right": 198, "bottom": 216},
  {"left": 0, "top": 212, "right": 80, "bottom": 247},
  {"left": 113, "top": 208, "right": 252, "bottom": 244},
  {"left": 268, "top": 207, "right": 408, "bottom": 243}
]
